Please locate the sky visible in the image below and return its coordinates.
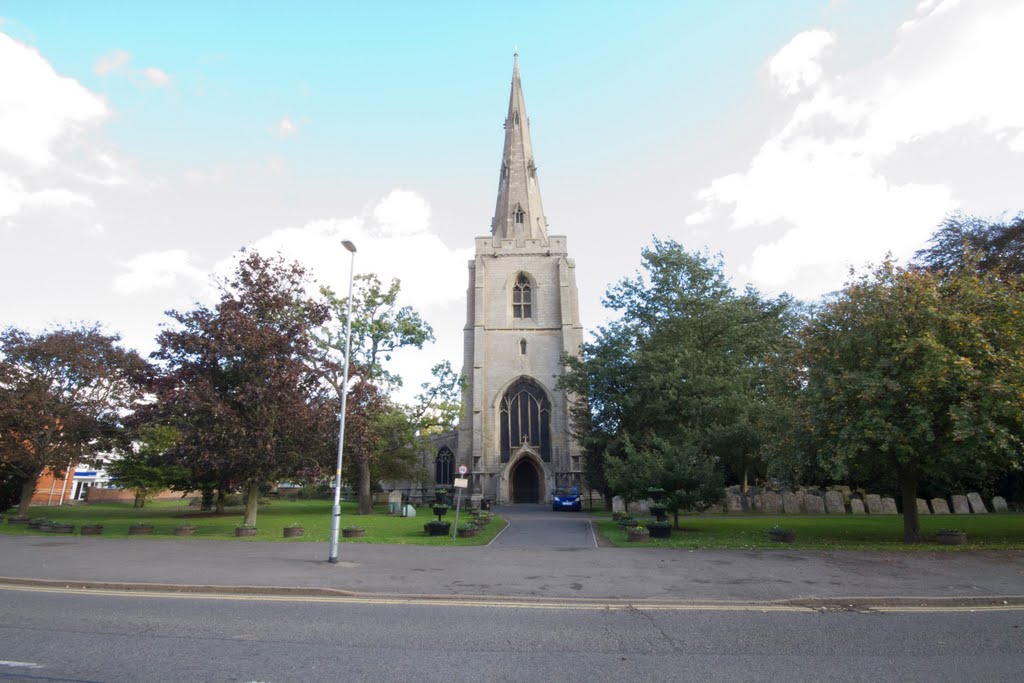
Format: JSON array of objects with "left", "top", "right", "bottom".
[{"left": 2, "top": 0, "right": 1023, "bottom": 403}]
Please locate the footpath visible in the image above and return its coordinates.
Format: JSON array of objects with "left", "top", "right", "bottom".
[{"left": 2, "top": 525, "right": 1023, "bottom": 606}]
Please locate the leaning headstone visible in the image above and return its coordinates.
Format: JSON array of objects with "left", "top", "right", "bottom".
[
  {"left": 387, "top": 490, "right": 403, "bottom": 514},
  {"left": 880, "top": 497, "right": 898, "bottom": 514},
  {"left": 951, "top": 494, "right": 970, "bottom": 514},
  {"left": 930, "top": 498, "right": 950, "bottom": 515},
  {"left": 991, "top": 496, "right": 1008, "bottom": 513},
  {"left": 726, "top": 494, "right": 743, "bottom": 514},
  {"left": 761, "top": 491, "right": 782, "bottom": 514},
  {"left": 612, "top": 496, "right": 626, "bottom": 514},
  {"left": 916, "top": 498, "right": 930, "bottom": 515},
  {"left": 782, "top": 492, "right": 801, "bottom": 515},
  {"left": 401, "top": 504, "right": 416, "bottom": 517},
  {"left": 864, "top": 494, "right": 883, "bottom": 514},
  {"left": 967, "top": 492, "right": 987, "bottom": 514},
  {"left": 824, "top": 491, "right": 845, "bottom": 514},
  {"left": 850, "top": 498, "right": 865, "bottom": 515},
  {"left": 804, "top": 494, "right": 825, "bottom": 514}
]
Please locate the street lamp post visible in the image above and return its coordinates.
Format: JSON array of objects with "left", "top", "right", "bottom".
[{"left": 328, "top": 239, "right": 357, "bottom": 564}]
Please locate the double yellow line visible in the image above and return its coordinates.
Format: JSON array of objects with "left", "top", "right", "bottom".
[{"left": 2, "top": 582, "right": 1021, "bottom": 613}]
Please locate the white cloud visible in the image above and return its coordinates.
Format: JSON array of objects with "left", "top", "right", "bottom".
[
  {"left": 142, "top": 67, "right": 172, "bottom": 87},
  {"left": 768, "top": 30, "right": 835, "bottom": 96},
  {"left": 900, "top": 0, "right": 961, "bottom": 31},
  {"left": 0, "top": 32, "right": 109, "bottom": 168},
  {"left": 372, "top": 189, "right": 431, "bottom": 237},
  {"left": 0, "top": 171, "right": 96, "bottom": 219},
  {"left": 94, "top": 49, "right": 131, "bottom": 77},
  {"left": 278, "top": 117, "right": 297, "bottom": 138},
  {"left": 114, "top": 249, "right": 208, "bottom": 295},
  {"left": 690, "top": 0, "right": 1024, "bottom": 299}
]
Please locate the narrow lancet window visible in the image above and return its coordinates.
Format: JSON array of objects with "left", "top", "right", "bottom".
[
  {"left": 512, "top": 274, "right": 532, "bottom": 319},
  {"left": 519, "top": 339, "right": 527, "bottom": 355},
  {"left": 514, "top": 207, "right": 525, "bottom": 224}
]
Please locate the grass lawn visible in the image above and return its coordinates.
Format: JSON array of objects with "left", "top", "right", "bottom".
[
  {"left": 594, "top": 513, "right": 1024, "bottom": 550},
  {"left": 0, "top": 499, "right": 504, "bottom": 546}
]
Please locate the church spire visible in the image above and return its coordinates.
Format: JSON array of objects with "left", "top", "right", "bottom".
[{"left": 491, "top": 51, "right": 548, "bottom": 240}]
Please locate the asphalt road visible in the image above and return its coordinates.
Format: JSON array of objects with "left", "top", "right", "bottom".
[
  {"left": 488, "top": 504, "right": 596, "bottom": 548},
  {"left": 1, "top": 586, "right": 1022, "bottom": 682}
]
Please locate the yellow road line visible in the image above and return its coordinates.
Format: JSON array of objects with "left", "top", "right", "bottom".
[{"left": 2, "top": 583, "right": 1021, "bottom": 613}]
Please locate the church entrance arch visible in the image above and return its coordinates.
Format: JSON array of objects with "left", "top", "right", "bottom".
[{"left": 510, "top": 457, "right": 541, "bottom": 504}]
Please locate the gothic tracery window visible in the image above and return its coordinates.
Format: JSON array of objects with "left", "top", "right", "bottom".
[
  {"left": 499, "top": 377, "right": 551, "bottom": 463},
  {"left": 514, "top": 206, "right": 525, "bottom": 224},
  {"left": 512, "top": 274, "right": 532, "bottom": 319},
  {"left": 435, "top": 447, "right": 454, "bottom": 485}
]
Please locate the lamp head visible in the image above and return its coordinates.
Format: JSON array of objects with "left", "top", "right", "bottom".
[{"left": 342, "top": 240, "right": 357, "bottom": 253}]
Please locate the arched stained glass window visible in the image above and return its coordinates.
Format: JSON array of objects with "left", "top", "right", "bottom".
[
  {"left": 512, "top": 274, "right": 532, "bottom": 319},
  {"left": 499, "top": 377, "right": 551, "bottom": 463},
  {"left": 435, "top": 447, "right": 454, "bottom": 485}
]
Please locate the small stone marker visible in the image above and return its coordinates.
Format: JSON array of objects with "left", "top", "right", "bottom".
[
  {"left": 951, "top": 494, "right": 970, "bottom": 514},
  {"left": 864, "top": 494, "right": 883, "bottom": 514},
  {"left": 930, "top": 498, "right": 950, "bottom": 515},
  {"left": 850, "top": 498, "right": 865, "bottom": 515},
  {"left": 751, "top": 494, "right": 763, "bottom": 511},
  {"left": 966, "top": 492, "right": 987, "bottom": 514},
  {"left": 782, "top": 492, "right": 801, "bottom": 515},
  {"left": 401, "top": 504, "right": 416, "bottom": 517},
  {"left": 612, "top": 496, "right": 626, "bottom": 514},
  {"left": 761, "top": 491, "right": 781, "bottom": 514},
  {"left": 880, "top": 497, "right": 898, "bottom": 514},
  {"left": 726, "top": 494, "right": 743, "bottom": 514},
  {"left": 824, "top": 491, "right": 845, "bottom": 514},
  {"left": 804, "top": 494, "right": 825, "bottom": 514},
  {"left": 916, "top": 498, "right": 930, "bottom": 515},
  {"left": 991, "top": 496, "right": 1008, "bottom": 513}
]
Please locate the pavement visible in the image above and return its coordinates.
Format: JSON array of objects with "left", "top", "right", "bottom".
[{"left": 2, "top": 506, "right": 1023, "bottom": 606}]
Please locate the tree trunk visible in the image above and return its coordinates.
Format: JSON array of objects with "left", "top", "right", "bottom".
[
  {"left": 133, "top": 492, "right": 145, "bottom": 508},
  {"left": 200, "top": 487, "right": 214, "bottom": 511},
  {"left": 16, "top": 468, "right": 41, "bottom": 517},
  {"left": 215, "top": 488, "right": 226, "bottom": 515},
  {"left": 673, "top": 510, "right": 680, "bottom": 529},
  {"left": 358, "top": 459, "right": 372, "bottom": 514},
  {"left": 741, "top": 466, "right": 748, "bottom": 494},
  {"left": 243, "top": 483, "right": 260, "bottom": 526},
  {"left": 900, "top": 466, "right": 921, "bottom": 543}
]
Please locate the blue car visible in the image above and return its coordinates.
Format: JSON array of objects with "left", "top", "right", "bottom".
[{"left": 552, "top": 486, "right": 582, "bottom": 511}]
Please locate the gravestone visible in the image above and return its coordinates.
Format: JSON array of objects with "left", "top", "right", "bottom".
[
  {"left": 761, "top": 491, "right": 782, "bottom": 514},
  {"left": 916, "top": 498, "right": 930, "bottom": 514},
  {"left": 951, "top": 495, "right": 970, "bottom": 514},
  {"left": 387, "top": 490, "right": 403, "bottom": 514},
  {"left": 850, "top": 498, "right": 865, "bottom": 514},
  {"left": 751, "top": 494, "right": 763, "bottom": 511},
  {"left": 824, "top": 491, "right": 845, "bottom": 514},
  {"left": 726, "top": 494, "right": 743, "bottom": 514},
  {"left": 880, "top": 497, "right": 898, "bottom": 514},
  {"left": 782, "top": 492, "right": 801, "bottom": 515},
  {"left": 991, "top": 496, "right": 1008, "bottom": 513},
  {"left": 401, "top": 504, "right": 416, "bottom": 517},
  {"left": 804, "top": 494, "right": 825, "bottom": 514},
  {"left": 966, "top": 492, "right": 987, "bottom": 514},
  {"left": 930, "top": 498, "right": 950, "bottom": 515},
  {"left": 612, "top": 496, "right": 626, "bottom": 514},
  {"left": 864, "top": 494, "right": 883, "bottom": 514}
]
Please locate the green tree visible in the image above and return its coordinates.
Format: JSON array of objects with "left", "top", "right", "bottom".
[
  {"left": 320, "top": 274, "right": 434, "bottom": 391},
  {"left": 606, "top": 437, "right": 723, "bottom": 527},
  {"left": 800, "top": 259, "right": 1024, "bottom": 542},
  {"left": 561, "top": 238, "right": 795, "bottom": 500},
  {"left": 915, "top": 212, "right": 1024, "bottom": 277},
  {"left": 0, "top": 325, "right": 149, "bottom": 517},
  {"left": 318, "top": 273, "right": 436, "bottom": 512},
  {"left": 150, "top": 251, "right": 336, "bottom": 527},
  {"left": 108, "top": 425, "right": 186, "bottom": 508}
]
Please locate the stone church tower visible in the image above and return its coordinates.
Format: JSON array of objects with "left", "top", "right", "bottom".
[{"left": 458, "top": 54, "right": 584, "bottom": 504}]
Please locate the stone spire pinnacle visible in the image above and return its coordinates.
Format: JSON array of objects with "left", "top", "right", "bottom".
[{"left": 491, "top": 52, "right": 547, "bottom": 240}]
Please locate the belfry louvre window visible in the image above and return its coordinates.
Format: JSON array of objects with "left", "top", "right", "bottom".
[
  {"left": 514, "top": 207, "right": 525, "bottom": 224},
  {"left": 435, "top": 447, "right": 455, "bottom": 485},
  {"left": 499, "top": 377, "right": 551, "bottom": 463},
  {"left": 512, "top": 275, "right": 532, "bottom": 318}
]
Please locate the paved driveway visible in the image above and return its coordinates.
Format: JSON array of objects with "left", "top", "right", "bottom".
[{"left": 490, "top": 504, "right": 597, "bottom": 549}]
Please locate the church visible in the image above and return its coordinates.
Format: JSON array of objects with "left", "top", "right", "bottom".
[{"left": 449, "top": 53, "right": 585, "bottom": 505}]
